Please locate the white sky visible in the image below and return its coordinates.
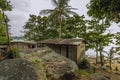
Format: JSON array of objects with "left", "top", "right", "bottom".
[{"left": 6, "top": 0, "right": 120, "bottom": 37}]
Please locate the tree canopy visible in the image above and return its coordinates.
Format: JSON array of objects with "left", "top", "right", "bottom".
[
  {"left": 115, "top": 32, "right": 120, "bottom": 54},
  {"left": 0, "top": 0, "right": 12, "bottom": 11},
  {"left": 0, "top": 0, "right": 12, "bottom": 45},
  {"left": 87, "top": 0, "right": 120, "bottom": 23},
  {"left": 40, "top": 0, "right": 78, "bottom": 39}
]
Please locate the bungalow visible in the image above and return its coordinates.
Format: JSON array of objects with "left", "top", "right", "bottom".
[{"left": 37, "top": 39, "right": 87, "bottom": 62}]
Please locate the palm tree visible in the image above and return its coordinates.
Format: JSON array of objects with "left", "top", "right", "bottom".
[
  {"left": 115, "top": 32, "right": 120, "bottom": 55},
  {"left": 40, "top": 0, "right": 78, "bottom": 39},
  {"left": 104, "top": 47, "right": 116, "bottom": 69}
]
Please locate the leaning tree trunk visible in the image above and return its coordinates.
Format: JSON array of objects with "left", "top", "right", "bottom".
[{"left": 2, "top": 11, "right": 11, "bottom": 51}]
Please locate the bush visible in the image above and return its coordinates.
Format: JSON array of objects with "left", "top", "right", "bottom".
[
  {"left": 78, "top": 58, "right": 90, "bottom": 69},
  {"left": 6, "top": 48, "right": 19, "bottom": 59}
]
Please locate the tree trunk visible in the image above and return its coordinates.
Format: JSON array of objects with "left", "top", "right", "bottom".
[
  {"left": 59, "top": 17, "right": 62, "bottom": 39},
  {"left": 100, "top": 47, "right": 104, "bottom": 66},
  {"left": 96, "top": 50, "right": 98, "bottom": 64},
  {"left": 100, "top": 51, "right": 103, "bottom": 66},
  {"left": 3, "top": 11, "right": 11, "bottom": 51},
  {"left": 109, "top": 59, "right": 112, "bottom": 69}
]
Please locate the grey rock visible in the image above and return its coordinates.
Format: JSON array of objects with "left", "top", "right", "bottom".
[
  {"left": 20, "top": 47, "right": 79, "bottom": 80},
  {"left": 0, "top": 58, "right": 47, "bottom": 80},
  {"left": 0, "top": 47, "right": 79, "bottom": 80},
  {"left": 90, "top": 73, "right": 110, "bottom": 80}
]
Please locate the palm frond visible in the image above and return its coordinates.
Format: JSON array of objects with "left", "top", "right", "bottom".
[
  {"left": 58, "top": 0, "right": 70, "bottom": 7},
  {"left": 67, "top": 7, "right": 77, "bottom": 10},
  {"left": 66, "top": 10, "right": 78, "bottom": 16},
  {"left": 51, "top": 0, "right": 58, "bottom": 7},
  {"left": 40, "top": 9, "right": 54, "bottom": 15},
  {"left": 67, "top": 5, "right": 77, "bottom": 10}
]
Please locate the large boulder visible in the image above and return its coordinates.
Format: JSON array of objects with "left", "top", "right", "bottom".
[
  {"left": 0, "top": 58, "right": 47, "bottom": 80},
  {"left": 20, "top": 47, "right": 79, "bottom": 80},
  {"left": 0, "top": 47, "right": 79, "bottom": 80}
]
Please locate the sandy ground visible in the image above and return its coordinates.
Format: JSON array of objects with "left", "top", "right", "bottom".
[{"left": 112, "top": 62, "right": 120, "bottom": 70}]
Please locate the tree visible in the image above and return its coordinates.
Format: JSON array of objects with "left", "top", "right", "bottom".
[
  {"left": 24, "top": 15, "right": 88, "bottom": 41},
  {"left": 64, "top": 15, "right": 88, "bottom": 39},
  {"left": 87, "top": 19, "right": 114, "bottom": 66},
  {"left": 87, "top": 0, "right": 120, "bottom": 23},
  {"left": 24, "top": 15, "right": 45, "bottom": 41},
  {"left": 0, "top": 13, "right": 7, "bottom": 44},
  {"left": 0, "top": 0, "right": 12, "bottom": 11},
  {"left": 40, "top": 0, "right": 77, "bottom": 39},
  {"left": 0, "top": 0, "right": 12, "bottom": 49},
  {"left": 104, "top": 47, "right": 116, "bottom": 69},
  {"left": 24, "top": 15, "right": 59, "bottom": 41},
  {"left": 115, "top": 32, "right": 120, "bottom": 54}
]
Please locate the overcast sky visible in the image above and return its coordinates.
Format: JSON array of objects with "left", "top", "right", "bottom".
[{"left": 6, "top": 0, "right": 120, "bottom": 36}]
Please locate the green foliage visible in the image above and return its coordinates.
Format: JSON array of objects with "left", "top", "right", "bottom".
[
  {"left": 78, "top": 58, "right": 90, "bottom": 69},
  {"left": 24, "top": 14, "right": 88, "bottom": 41},
  {"left": 104, "top": 47, "right": 116, "bottom": 69},
  {"left": 0, "top": 0, "right": 12, "bottom": 46},
  {"left": 63, "top": 15, "right": 88, "bottom": 39},
  {"left": 0, "top": 0, "right": 12, "bottom": 11},
  {"left": 86, "top": 18, "right": 114, "bottom": 66},
  {"left": 23, "top": 15, "right": 59, "bottom": 41},
  {"left": 78, "top": 70, "right": 89, "bottom": 76},
  {"left": 40, "top": 0, "right": 78, "bottom": 38},
  {"left": 0, "top": 13, "right": 8, "bottom": 44},
  {"left": 115, "top": 32, "right": 120, "bottom": 55},
  {"left": 87, "top": 0, "right": 120, "bottom": 23},
  {"left": 6, "top": 48, "right": 19, "bottom": 59},
  {"left": 34, "top": 58, "right": 41, "bottom": 63}
]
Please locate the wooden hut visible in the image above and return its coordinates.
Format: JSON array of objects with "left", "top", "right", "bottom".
[
  {"left": 38, "top": 39, "right": 87, "bottom": 62},
  {"left": 10, "top": 41, "right": 37, "bottom": 51}
]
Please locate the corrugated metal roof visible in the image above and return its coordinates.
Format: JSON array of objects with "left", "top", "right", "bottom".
[{"left": 38, "top": 39, "right": 85, "bottom": 45}]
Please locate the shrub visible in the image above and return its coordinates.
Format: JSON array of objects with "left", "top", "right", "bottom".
[
  {"left": 6, "top": 48, "right": 19, "bottom": 59},
  {"left": 78, "top": 58, "right": 90, "bottom": 69},
  {"left": 34, "top": 58, "right": 41, "bottom": 63}
]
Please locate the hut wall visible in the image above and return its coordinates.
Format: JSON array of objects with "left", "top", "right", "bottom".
[
  {"left": 11, "top": 43, "right": 32, "bottom": 50},
  {"left": 68, "top": 46, "right": 77, "bottom": 62},
  {"left": 55, "top": 46, "right": 61, "bottom": 54},
  {"left": 48, "top": 45, "right": 55, "bottom": 51},
  {"left": 77, "top": 42, "right": 85, "bottom": 61},
  {"left": 61, "top": 46, "right": 67, "bottom": 57}
]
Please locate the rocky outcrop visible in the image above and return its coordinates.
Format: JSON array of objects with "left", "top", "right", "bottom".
[
  {"left": 0, "top": 58, "right": 47, "bottom": 80},
  {"left": 20, "top": 47, "right": 79, "bottom": 80},
  {"left": 0, "top": 47, "right": 79, "bottom": 80},
  {"left": 90, "top": 73, "right": 110, "bottom": 80}
]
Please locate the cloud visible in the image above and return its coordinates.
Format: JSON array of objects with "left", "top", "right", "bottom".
[
  {"left": 9, "top": 0, "right": 31, "bottom": 12},
  {"left": 6, "top": 0, "right": 32, "bottom": 36}
]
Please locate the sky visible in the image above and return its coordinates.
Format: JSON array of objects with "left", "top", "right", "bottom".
[{"left": 6, "top": 0, "right": 120, "bottom": 37}]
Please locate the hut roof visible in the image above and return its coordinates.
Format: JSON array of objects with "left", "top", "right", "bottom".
[
  {"left": 0, "top": 45, "right": 7, "bottom": 48},
  {"left": 10, "top": 41, "right": 36, "bottom": 45},
  {"left": 38, "top": 39, "right": 86, "bottom": 46}
]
